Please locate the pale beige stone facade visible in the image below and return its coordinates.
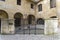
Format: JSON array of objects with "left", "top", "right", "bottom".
[{"left": 0, "top": 0, "right": 59, "bottom": 34}]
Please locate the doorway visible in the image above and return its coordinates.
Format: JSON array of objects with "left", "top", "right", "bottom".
[
  {"left": 0, "top": 10, "right": 8, "bottom": 34},
  {"left": 28, "top": 15, "right": 35, "bottom": 24},
  {"left": 14, "top": 13, "right": 23, "bottom": 34}
]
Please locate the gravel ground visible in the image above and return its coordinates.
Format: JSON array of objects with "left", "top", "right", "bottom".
[
  {"left": 0, "top": 28, "right": 60, "bottom": 40},
  {"left": 0, "top": 34, "right": 60, "bottom": 40}
]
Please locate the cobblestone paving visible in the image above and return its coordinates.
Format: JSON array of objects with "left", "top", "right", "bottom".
[{"left": 0, "top": 34, "right": 60, "bottom": 40}]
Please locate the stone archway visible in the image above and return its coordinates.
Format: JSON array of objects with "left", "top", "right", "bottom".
[
  {"left": 37, "top": 18, "right": 44, "bottom": 25},
  {"left": 28, "top": 15, "right": 35, "bottom": 25},
  {"left": 0, "top": 10, "right": 8, "bottom": 18},
  {"left": 0, "top": 10, "right": 8, "bottom": 33},
  {"left": 14, "top": 13, "right": 23, "bottom": 27},
  {"left": 14, "top": 12, "right": 23, "bottom": 34}
]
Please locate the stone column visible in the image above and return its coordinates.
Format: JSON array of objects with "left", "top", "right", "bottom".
[
  {"left": 44, "top": 18, "right": 58, "bottom": 35},
  {"left": 1, "top": 19, "right": 15, "bottom": 34}
]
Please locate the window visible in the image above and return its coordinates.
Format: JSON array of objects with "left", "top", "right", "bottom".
[
  {"left": 31, "top": 4, "right": 34, "bottom": 9},
  {"left": 0, "top": 0, "right": 5, "bottom": 1},
  {"left": 50, "top": 16, "right": 57, "bottom": 18},
  {"left": 38, "top": 4, "right": 42, "bottom": 12},
  {"left": 37, "top": 18, "right": 44, "bottom": 25},
  {"left": 50, "top": 0, "right": 56, "bottom": 8},
  {"left": 17, "top": 0, "right": 21, "bottom": 5}
]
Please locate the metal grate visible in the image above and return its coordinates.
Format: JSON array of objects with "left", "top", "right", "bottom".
[{"left": 15, "top": 24, "right": 44, "bottom": 35}]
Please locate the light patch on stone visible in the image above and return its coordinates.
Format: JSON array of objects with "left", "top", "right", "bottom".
[
  {"left": 31, "top": 0, "right": 40, "bottom": 2},
  {"left": 45, "top": 19, "right": 58, "bottom": 34}
]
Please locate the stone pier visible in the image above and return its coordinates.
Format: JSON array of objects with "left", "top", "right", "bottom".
[
  {"left": 1, "top": 19, "right": 15, "bottom": 34},
  {"left": 44, "top": 18, "right": 58, "bottom": 35}
]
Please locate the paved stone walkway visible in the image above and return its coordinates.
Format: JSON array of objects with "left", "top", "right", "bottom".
[
  {"left": 0, "top": 28, "right": 60, "bottom": 40},
  {"left": 0, "top": 34, "right": 60, "bottom": 40}
]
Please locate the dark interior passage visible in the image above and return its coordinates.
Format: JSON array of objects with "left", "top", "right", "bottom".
[
  {"left": 15, "top": 18, "right": 21, "bottom": 27},
  {"left": 28, "top": 15, "right": 35, "bottom": 24}
]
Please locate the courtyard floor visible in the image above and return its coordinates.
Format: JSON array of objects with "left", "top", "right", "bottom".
[
  {"left": 0, "top": 34, "right": 60, "bottom": 40},
  {"left": 0, "top": 28, "right": 60, "bottom": 40}
]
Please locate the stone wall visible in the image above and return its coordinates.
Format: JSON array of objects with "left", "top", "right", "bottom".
[{"left": 44, "top": 18, "right": 58, "bottom": 34}]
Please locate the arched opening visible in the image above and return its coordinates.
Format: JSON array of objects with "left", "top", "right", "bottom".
[
  {"left": 0, "top": 10, "right": 8, "bottom": 33},
  {"left": 14, "top": 13, "right": 23, "bottom": 27},
  {"left": 37, "top": 18, "right": 44, "bottom": 25},
  {"left": 28, "top": 15, "right": 35, "bottom": 24},
  {"left": 0, "top": 10, "right": 8, "bottom": 18},
  {"left": 50, "top": 16, "right": 57, "bottom": 18}
]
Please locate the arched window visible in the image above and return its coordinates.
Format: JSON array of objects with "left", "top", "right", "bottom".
[
  {"left": 37, "top": 18, "right": 44, "bottom": 25},
  {"left": 50, "top": 16, "right": 57, "bottom": 18}
]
